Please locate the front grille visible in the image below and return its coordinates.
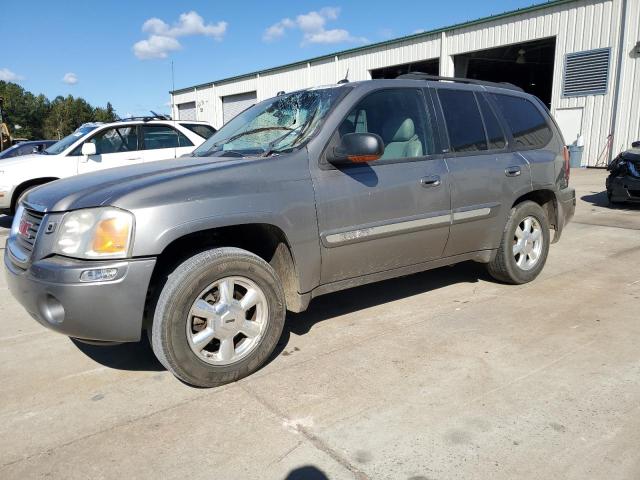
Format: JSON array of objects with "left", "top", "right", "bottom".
[{"left": 15, "top": 208, "right": 45, "bottom": 257}]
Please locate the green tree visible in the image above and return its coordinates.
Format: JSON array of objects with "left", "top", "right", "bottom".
[
  {"left": 93, "top": 102, "right": 117, "bottom": 123},
  {"left": 0, "top": 81, "right": 118, "bottom": 140}
]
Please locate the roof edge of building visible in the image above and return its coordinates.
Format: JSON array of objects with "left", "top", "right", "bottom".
[{"left": 170, "top": 0, "right": 580, "bottom": 95}]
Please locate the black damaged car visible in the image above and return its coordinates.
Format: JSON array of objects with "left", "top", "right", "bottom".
[{"left": 607, "top": 141, "right": 640, "bottom": 205}]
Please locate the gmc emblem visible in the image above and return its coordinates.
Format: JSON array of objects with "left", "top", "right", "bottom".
[{"left": 18, "top": 219, "right": 33, "bottom": 239}]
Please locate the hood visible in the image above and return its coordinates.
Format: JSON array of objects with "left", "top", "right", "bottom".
[{"left": 23, "top": 154, "right": 298, "bottom": 212}]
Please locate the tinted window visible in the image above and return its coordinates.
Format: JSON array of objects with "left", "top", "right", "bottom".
[
  {"left": 476, "top": 94, "right": 506, "bottom": 150},
  {"left": 438, "top": 89, "right": 487, "bottom": 153},
  {"left": 491, "top": 94, "right": 552, "bottom": 149},
  {"left": 17, "top": 144, "right": 37, "bottom": 156},
  {"left": 338, "top": 89, "right": 436, "bottom": 159},
  {"left": 142, "top": 125, "right": 193, "bottom": 150},
  {"left": 181, "top": 123, "right": 216, "bottom": 139},
  {"left": 89, "top": 126, "right": 138, "bottom": 155}
]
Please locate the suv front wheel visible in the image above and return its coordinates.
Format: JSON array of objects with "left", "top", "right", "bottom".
[
  {"left": 150, "top": 247, "right": 286, "bottom": 387},
  {"left": 487, "top": 201, "right": 550, "bottom": 284}
]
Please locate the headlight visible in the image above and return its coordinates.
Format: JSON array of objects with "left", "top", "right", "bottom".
[{"left": 54, "top": 207, "right": 134, "bottom": 259}]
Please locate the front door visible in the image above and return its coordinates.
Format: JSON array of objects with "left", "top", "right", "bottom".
[
  {"left": 434, "top": 87, "right": 532, "bottom": 256},
  {"left": 77, "top": 125, "right": 142, "bottom": 174},
  {"left": 311, "top": 87, "right": 451, "bottom": 285}
]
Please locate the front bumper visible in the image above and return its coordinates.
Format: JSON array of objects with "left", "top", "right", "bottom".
[
  {"left": 553, "top": 187, "right": 576, "bottom": 243},
  {"left": 4, "top": 250, "right": 156, "bottom": 342}
]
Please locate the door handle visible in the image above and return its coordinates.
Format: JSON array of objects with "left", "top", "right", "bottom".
[
  {"left": 125, "top": 157, "right": 142, "bottom": 161},
  {"left": 505, "top": 166, "right": 521, "bottom": 177},
  {"left": 420, "top": 175, "right": 441, "bottom": 187}
]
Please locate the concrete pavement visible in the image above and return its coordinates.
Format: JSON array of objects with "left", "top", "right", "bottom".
[{"left": 1, "top": 168, "right": 639, "bottom": 479}]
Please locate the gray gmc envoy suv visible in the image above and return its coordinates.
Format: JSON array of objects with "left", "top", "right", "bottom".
[{"left": 5, "top": 75, "right": 576, "bottom": 387}]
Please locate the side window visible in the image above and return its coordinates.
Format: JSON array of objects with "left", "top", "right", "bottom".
[
  {"left": 491, "top": 94, "right": 553, "bottom": 149},
  {"left": 142, "top": 125, "right": 193, "bottom": 150},
  {"left": 338, "top": 88, "right": 436, "bottom": 160},
  {"left": 18, "top": 145, "right": 36, "bottom": 156},
  {"left": 89, "top": 126, "right": 138, "bottom": 155},
  {"left": 476, "top": 94, "right": 506, "bottom": 150},
  {"left": 181, "top": 123, "right": 216, "bottom": 139},
  {"left": 437, "top": 89, "right": 487, "bottom": 153}
]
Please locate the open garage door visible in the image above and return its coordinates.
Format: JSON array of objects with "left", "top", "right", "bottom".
[
  {"left": 454, "top": 37, "right": 556, "bottom": 107},
  {"left": 177, "top": 102, "right": 196, "bottom": 121},
  {"left": 222, "top": 91, "right": 257, "bottom": 124},
  {"left": 371, "top": 58, "right": 439, "bottom": 79}
]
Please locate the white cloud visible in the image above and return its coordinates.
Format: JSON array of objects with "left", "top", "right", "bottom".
[
  {"left": 62, "top": 72, "right": 78, "bottom": 85},
  {"left": 133, "top": 35, "right": 182, "bottom": 59},
  {"left": 263, "top": 7, "right": 367, "bottom": 45},
  {"left": 133, "top": 11, "right": 227, "bottom": 60},
  {"left": 0, "top": 68, "right": 24, "bottom": 82}
]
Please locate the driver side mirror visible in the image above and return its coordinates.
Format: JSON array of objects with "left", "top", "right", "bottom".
[
  {"left": 80, "top": 142, "right": 96, "bottom": 162},
  {"left": 632, "top": 141, "right": 640, "bottom": 149},
  {"left": 328, "top": 133, "right": 384, "bottom": 165}
]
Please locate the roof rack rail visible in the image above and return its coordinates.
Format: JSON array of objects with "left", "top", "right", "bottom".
[
  {"left": 114, "top": 113, "right": 172, "bottom": 123},
  {"left": 396, "top": 72, "right": 523, "bottom": 92}
]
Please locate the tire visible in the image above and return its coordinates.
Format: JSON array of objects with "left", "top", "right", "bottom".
[
  {"left": 487, "top": 201, "right": 551, "bottom": 285},
  {"left": 150, "top": 247, "right": 286, "bottom": 387},
  {"left": 12, "top": 184, "right": 42, "bottom": 215}
]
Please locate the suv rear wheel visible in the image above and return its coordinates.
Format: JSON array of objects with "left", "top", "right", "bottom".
[
  {"left": 487, "top": 200, "right": 550, "bottom": 284},
  {"left": 150, "top": 247, "right": 286, "bottom": 387}
]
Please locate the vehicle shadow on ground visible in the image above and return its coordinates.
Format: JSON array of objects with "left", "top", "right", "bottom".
[
  {"left": 70, "top": 337, "right": 164, "bottom": 372},
  {"left": 71, "top": 261, "right": 489, "bottom": 374},
  {"left": 268, "top": 261, "right": 489, "bottom": 364},
  {"left": 0, "top": 215, "right": 13, "bottom": 229},
  {"left": 582, "top": 191, "right": 640, "bottom": 210}
]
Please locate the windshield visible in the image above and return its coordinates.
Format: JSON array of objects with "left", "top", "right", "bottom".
[
  {"left": 44, "top": 125, "right": 99, "bottom": 155},
  {"left": 193, "top": 87, "right": 346, "bottom": 157}
]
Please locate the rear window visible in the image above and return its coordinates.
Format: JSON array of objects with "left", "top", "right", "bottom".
[
  {"left": 491, "top": 94, "right": 553, "bottom": 149},
  {"left": 438, "top": 89, "right": 487, "bottom": 153},
  {"left": 181, "top": 123, "right": 216, "bottom": 139}
]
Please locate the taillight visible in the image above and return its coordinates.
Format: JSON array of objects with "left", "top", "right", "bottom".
[{"left": 563, "top": 146, "right": 570, "bottom": 184}]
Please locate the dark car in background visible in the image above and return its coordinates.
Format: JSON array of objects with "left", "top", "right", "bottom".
[
  {"left": 607, "top": 141, "right": 640, "bottom": 204},
  {"left": 0, "top": 140, "right": 56, "bottom": 160}
]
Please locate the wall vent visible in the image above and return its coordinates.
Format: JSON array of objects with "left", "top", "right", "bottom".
[{"left": 562, "top": 48, "right": 611, "bottom": 97}]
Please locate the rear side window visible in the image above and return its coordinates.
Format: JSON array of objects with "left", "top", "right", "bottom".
[
  {"left": 181, "top": 123, "right": 216, "bottom": 139},
  {"left": 476, "top": 94, "right": 506, "bottom": 150},
  {"left": 491, "top": 94, "right": 552, "bottom": 149},
  {"left": 338, "top": 88, "right": 437, "bottom": 159},
  {"left": 141, "top": 125, "right": 193, "bottom": 150},
  {"left": 437, "top": 89, "right": 487, "bottom": 153}
]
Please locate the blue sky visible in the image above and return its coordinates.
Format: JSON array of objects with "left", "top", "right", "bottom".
[{"left": 2, "top": 0, "right": 545, "bottom": 117}]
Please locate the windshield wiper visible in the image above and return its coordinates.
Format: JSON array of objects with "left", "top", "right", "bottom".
[{"left": 197, "top": 126, "right": 294, "bottom": 157}]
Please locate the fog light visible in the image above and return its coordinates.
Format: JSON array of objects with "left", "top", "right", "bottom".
[{"left": 79, "top": 268, "right": 118, "bottom": 282}]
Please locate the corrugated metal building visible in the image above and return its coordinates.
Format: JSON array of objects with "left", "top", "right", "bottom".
[{"left": 170, "top": 0, "right": 640, "bottom": 166}]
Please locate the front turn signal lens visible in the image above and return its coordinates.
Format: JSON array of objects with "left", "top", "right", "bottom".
[{"left": 92, "top": 217, "right": 131, "bottom": 254}]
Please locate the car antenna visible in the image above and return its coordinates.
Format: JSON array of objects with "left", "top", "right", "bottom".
[{"left": 337, "top": 68, "right": 349, "bottom": 84}]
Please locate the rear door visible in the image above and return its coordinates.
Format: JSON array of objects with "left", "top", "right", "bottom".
[
  {"left": 77, "top": 125, "right": 142, "bottom": 174},
  {"left": 435, "top": 87, "right": 531, "bottom": 256},
  {"left": 140, "top": 124, "right": 194, "bottom": 162},
  {"left": 311, "top": 87, "right": 451, "bottom": 284}
]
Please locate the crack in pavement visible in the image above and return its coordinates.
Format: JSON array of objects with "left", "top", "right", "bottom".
[{"left": 240, "top": 382, "right": 370, "bottom": 480}]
